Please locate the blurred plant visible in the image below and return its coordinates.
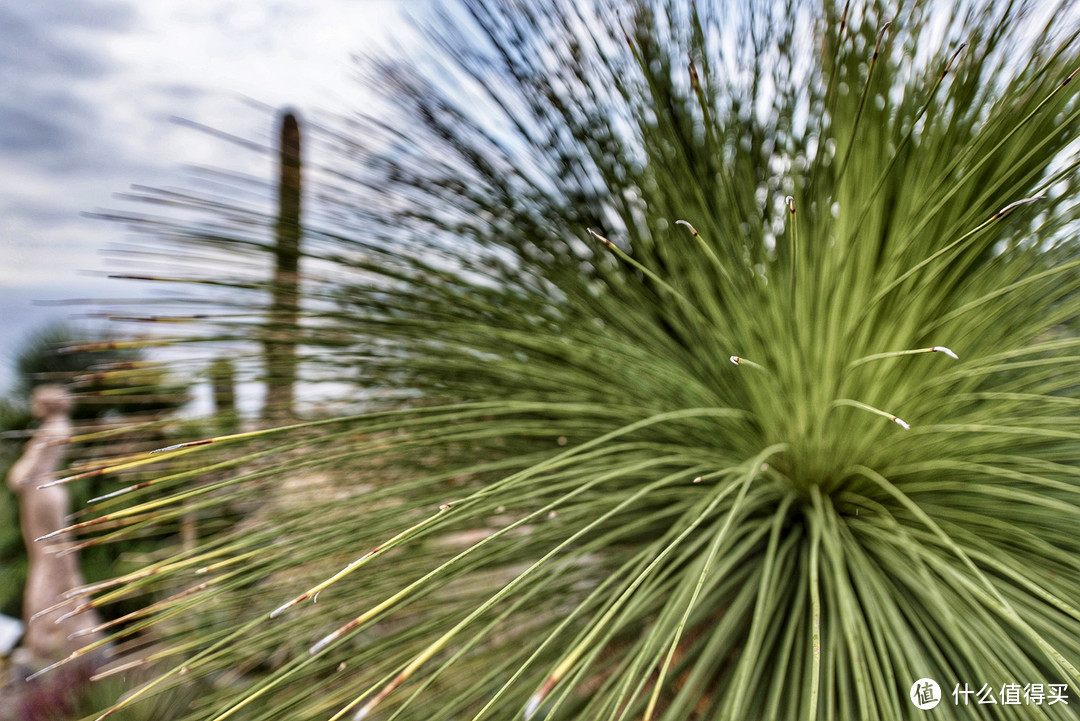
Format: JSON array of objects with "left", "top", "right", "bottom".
[
  {"left": 262, "top": 111, "right": 303, "bottom": 423},
  {"left": 8, "top": 321, "right": 188, "bottom": 421},
  {"left": 0, "top": 398, "right": 27, "bottom": 618},
  {"left": 55, "top": 0, "right": 1080, "bottom": 720},
  {"left": 3, "top": 664, "right": 202, "bottom": 721},
  {"left": 208, "top": 357, "right": 239, "bottom": 433}
]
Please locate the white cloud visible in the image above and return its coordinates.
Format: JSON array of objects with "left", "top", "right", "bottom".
[{"left": 0, "top": 0, "right": 432, "bottom": 391}]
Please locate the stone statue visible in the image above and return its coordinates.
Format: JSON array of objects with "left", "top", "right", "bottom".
[{"left": 6, "top": 385, "right": 103, "bottom": 670}]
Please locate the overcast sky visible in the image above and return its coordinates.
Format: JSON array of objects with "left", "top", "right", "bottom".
[{"left": 0, "top": 0, "right": 432, "bottom": 395}]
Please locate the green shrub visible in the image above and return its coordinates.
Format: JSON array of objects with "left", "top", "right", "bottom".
[{"left": 75, "top": 1, "right": 1080, "bottom": 719}]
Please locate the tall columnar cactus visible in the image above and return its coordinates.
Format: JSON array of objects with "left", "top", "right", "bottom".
[
  {"left": 263, "top": 111, "right": 302, "bottom": 421},
  {"left": 208, "top": 356, "right": 237, "bottom": 433}
]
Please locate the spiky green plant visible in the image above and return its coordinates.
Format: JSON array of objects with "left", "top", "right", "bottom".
[{"left": 54, "top": 1, "right": 1080, "bottom": 719}]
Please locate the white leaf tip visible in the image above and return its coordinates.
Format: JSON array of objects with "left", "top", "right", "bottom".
[
  {"left": 931, "top": 346, "right": 958, "bottom": 360},
  {"left": 310, "top": 632, "right": 338, "bottom": 655},
  {"left": 269, "top": 601, "right": 293, "bottom": 619}
]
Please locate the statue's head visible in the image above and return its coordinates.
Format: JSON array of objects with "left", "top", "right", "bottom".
[{"left": 31, "top": 384, "right": 73, "bottom": 420}]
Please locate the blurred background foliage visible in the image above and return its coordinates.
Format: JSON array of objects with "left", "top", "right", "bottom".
[{"left": 7, "top": 0, "right": 1080, "bottom": 719}]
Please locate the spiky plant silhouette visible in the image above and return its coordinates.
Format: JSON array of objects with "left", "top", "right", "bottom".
[{"left": 51, "top": 1, "right": 1080, "bottom": 719}]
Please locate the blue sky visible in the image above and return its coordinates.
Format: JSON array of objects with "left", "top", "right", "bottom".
[{"left": 0, "top": 0, "right": 430, "bottom": 395}]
